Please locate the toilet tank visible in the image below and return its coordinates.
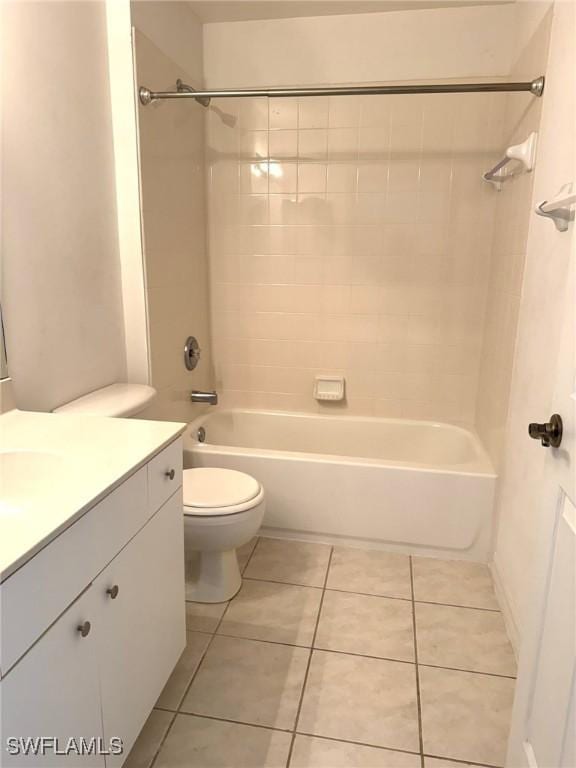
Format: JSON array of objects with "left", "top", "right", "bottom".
[{"left": 52, "top": 383, "right": 156, "bottom": 417}]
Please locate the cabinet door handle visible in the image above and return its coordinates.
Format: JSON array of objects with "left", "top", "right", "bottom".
[
  {"left": 106, "top": 585, "right": 119, "bottom": 600},
  {"left": 77, "top": 621, "right": 91, "bottom": 638},
  {"left": 165, "top": 468, "right": 176, "bottom": 480}
]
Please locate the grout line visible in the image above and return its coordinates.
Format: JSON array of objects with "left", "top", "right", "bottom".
[
  {"left": 176, "top": 710, "right": 293, "bottom": 734},
  {"left": 423, "top": 754, "right": 503, "bottom": 768},
  {"left": 148, "top": 710, "right": 178, "bottom": 768},
  {"left": 149, "top": 712, "right": 504, "bottom": 768},
  {"left": 414, "top": 598, "right": 501, "bottom": 613},
  {"left": 240, "top": 536, "right": 261, "bottom": 575},
  {"left": 418, "top": 663, "right": 516, "bottom": 680},
  {"left": 189, "top": 630, "right": 516, "bottom": 680},
  {"left": 409, "top": 556, "right": 425, "bottom": 768},
  {"left": 240, "top": 577, "right": 502, "bottom": 613},
  {"left": 150, "top": 537, "right": 261, "bottom": 768},
  {"left": 285, "top": 546, "right": 334, "bottom": 768},
  {"left": 294, "top": 730, "right": 422, "bottom": 758},
  {"left": 242, "top": 575, "right": 324, "bottom": 590}
]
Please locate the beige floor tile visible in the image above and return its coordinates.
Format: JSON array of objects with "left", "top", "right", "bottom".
[
  {"left": 155, "top": 632, "right": 211, "bottom": 711},
  {"left": 424, "top": 759, "right": 492, "bottom": 768},
  {"left": 244, "top": 538, "right": 332, "bottom": 587},
  {"left": 290, "top": 735, "right": 421, "bottom": 767},
  {"left": 155, "top": 714, "right": 291, "bottom": 768},
  {"left": 413, "top": 558, "right": 499, "bottom": 610},
  {"left": 419, "top": 666, "right": 515, "bottom": 766},
  {"left": 298, "top": 650, "right": 420, "bottom": 752},
  {"left": 186, "top": 601, "right": 229, "bottom": 633},
  {"left": 327, "top": 547, "right": 412, "bottom": 599},
  {"left": 218, "top": 579, "right": 322, "bottom": 646},
  {"left": 416, "top": 603, "right": 516, "bottom": 676},
  {"left": 181, "top": 635, "right": 310, "bottom": 730},
  {"left": 315, "top": 590, "right": 414, "bottom": 661},
  {"left": 123, "top": 709, "right": 173, "bottom": 768},
  {"left": 238, "top": 536, "right": 259, "bottom": 572}
]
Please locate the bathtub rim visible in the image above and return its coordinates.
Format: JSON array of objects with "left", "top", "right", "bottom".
[{"left": 186, "top": 408, "right": 496, "bottom": 479}]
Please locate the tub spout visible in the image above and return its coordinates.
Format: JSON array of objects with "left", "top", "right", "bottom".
[{"left": 190, "top": 390, "right": 218, "bottom": 405}]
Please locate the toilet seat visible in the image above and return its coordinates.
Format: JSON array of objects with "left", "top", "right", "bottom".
[{"left": 183, "top": 468, "right": 263, "bottom": 517}]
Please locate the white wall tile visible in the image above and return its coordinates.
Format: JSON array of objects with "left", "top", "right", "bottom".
[{"left": 208, "top": 89, "right": 507, "bottom": 421}]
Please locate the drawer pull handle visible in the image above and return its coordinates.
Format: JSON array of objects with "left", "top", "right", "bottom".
[
  {"left": 106, "top": 585, "right": 119, "bottom": 600},
  {"left": 77, "top": 621, "right": 91, "bottom": 638},
  {"left": 165, "top": 468, "right": 176, "bottom": 480}
]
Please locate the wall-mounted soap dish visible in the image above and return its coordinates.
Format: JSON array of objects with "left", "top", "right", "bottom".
[{"left": 314, "top": 376, "right": 345, "bottom": 402}]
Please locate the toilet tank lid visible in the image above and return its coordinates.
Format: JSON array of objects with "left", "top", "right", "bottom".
[{"left": 53, "top": 384, "right": 157, "bottom": 417}]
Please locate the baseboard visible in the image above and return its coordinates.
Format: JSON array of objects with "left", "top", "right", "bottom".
[{"left": 491, "top": 558, "right": 521, "bottom": 659}]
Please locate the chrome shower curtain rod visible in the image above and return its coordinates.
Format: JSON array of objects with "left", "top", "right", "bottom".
[{"left": 139, "top": 76, "right": 545, "bottom": 106}]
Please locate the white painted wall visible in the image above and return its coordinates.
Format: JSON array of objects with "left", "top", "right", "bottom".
[
  {"left": 491, "top": 0, "right": 575, "bottom": 650},
  {"left": 130, "top": 4, "right": 213, "bottom": 423},
  {"left": 203, "top": 4, "right": 515, "bottom": 88},
  {"left": 130, "top": 0, "right": 204, "bottom": 83},
  {"left": 1, "top": 1, "right": 127, "bottom": 412}
]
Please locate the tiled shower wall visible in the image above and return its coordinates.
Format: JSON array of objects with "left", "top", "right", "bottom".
[
  {"left": 133, "top": 26, "right": 214, "bottom": 423},
  {"left": 475, "top": 7, "right": 551, "bottom": 467},
  {"left": 207, "top": 91, "right": 506, "bottom": 421}
]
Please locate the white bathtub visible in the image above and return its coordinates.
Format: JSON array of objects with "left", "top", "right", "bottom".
[{"left": 184, "top": 410, "right": 497, "bottom": 561}]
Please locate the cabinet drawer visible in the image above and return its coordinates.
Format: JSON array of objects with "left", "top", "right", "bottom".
[
  {"left": 0, "top": 510, "right": 95, "bottom": 676},
  {"left": 90, "top": 466, "right": 148, "bottom": 577},
  {"left": 147, "top": 438, "right": 182, "bottom": 514},
  {"left": 1, "top": 468, "right": 147, "bottom": 676}
]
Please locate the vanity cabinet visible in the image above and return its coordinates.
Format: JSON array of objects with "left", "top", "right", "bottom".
[
  {"left": 96, "top": 493, "right": 183, "bottom": 768},
  {"left": 0, "top": 437, "right": 185, "bottom": 766},
  {"left": 0, "top": 589, "right": 104, "bottom": 767}
]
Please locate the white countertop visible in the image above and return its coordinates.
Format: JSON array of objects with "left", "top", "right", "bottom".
[{"left": 0, "top": 410, "right": 186, "bottom": 583}]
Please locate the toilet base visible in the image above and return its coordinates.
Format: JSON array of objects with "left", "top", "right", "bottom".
[{"left": 185, "top": 548, "right": 242, "bottom": 603}]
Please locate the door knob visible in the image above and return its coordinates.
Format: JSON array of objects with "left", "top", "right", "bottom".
[
  {"left": 106, "top": 585, "right": 119, "bottom": 599},
  {"left": 528, "top": 414, "right": 563, "bottom": 447},
  {"left": 165, "top": 468, "right": 176, "bottom": 480},
  {"left": 77, "top": 621, "right": 91, "bottom": 638}
]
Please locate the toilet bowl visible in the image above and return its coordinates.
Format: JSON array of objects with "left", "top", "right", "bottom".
[{"left": 183, "top": 467, "right": 265, "bottom": 603}]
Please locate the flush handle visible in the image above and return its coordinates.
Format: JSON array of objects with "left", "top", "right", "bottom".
[
  {"left": 106, "top": 585, "right": 119, "bottom": 600},
  {"left": 528, "top": 414, "right": 563, "bottom": 448},
  {"left": 77, "top": 621, "right": 91, "bottom": 638}
]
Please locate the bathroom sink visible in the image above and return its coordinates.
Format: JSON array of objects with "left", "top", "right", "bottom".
[{"left": 0, "top": 450, "right": 72, "bottom": 517}]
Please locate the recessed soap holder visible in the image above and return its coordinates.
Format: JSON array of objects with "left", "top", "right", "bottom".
[{"left": 314, "top": 376, "right": 345, "bottom": 402}]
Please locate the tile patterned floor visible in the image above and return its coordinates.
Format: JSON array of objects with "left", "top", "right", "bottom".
[{"left": 125, "top": 537, "right": 516, "bottom": 768}]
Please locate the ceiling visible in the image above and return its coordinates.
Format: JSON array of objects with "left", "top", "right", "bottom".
[{"left": 188, "top": 0, "right": 513, "bottom": 24}]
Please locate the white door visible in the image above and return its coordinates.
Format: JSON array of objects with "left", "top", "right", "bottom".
[
  {"left": 504, "top": 0, "right": 575, "bottom": 763},
  {"left": 94, "top": 491, "right": 185, "bottom": 768},
  {"left": 0, "top": 587, "right": 105, "bottom": 767},
  {"left": 506, "top": 255, "right": 575, "bottom": 767}
]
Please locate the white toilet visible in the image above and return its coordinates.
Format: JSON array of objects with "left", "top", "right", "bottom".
[
  {"left": 183, "top": 467, "right": 265, "bottom": 602},
  {"left": 53, "top": 384, "right": 265, "bottom": 603}
]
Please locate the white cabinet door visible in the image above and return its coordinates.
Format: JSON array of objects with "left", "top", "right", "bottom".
[
  {"left": 0, "top": 588, "right": 105, "bottom": 767},
  {"left": 94, "top": 491, "right": 185, "bottom": 767}
]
